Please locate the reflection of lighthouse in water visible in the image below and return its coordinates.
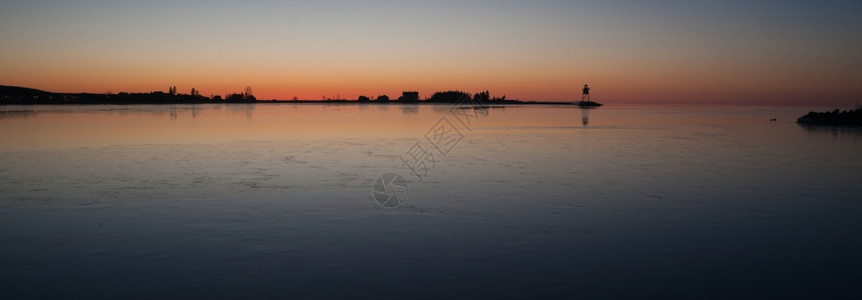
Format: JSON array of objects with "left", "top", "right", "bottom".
[{"left": 580, "top": 107, "right": 590, "bottom": 126}]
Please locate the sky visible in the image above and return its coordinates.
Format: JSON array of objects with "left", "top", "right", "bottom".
[{"left": 1, "top": 0, "right": 861, "bottom": 105}]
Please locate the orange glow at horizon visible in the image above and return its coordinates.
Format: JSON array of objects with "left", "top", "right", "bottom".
[
  {"left": 5, "top": 57, "right": 860, "bottom": 106},
  {"left": 1, "top": 1, "right": 860, "bottom": 106}
]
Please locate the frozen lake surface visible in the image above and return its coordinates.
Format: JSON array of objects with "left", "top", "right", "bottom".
[{"left": 1, "top": 103, "right": 861, "bottom": 298}]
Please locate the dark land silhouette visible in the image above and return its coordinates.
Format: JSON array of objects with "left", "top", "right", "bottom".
[
  {"left": 0, "top": 85, "right": 256, "bottom": 104},
  {"left": 797, "top": 107, "right": 862, "bottom": 126},
  {"left": 1, "top": 85, "right": 577, "bottom": 105}
]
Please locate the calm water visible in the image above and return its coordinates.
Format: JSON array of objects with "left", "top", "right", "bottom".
[{"left": 1, "top": 104, "right": 861, "bottom": 298}]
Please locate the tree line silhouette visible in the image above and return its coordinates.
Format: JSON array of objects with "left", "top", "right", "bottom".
[
  {"left": 3, "top": 85, "right": 564, "bottom": 105},
  {"left": 0, "top": 85, "right": 256, "bottom": 104},
  {"left": 352, "top": 90, "right": 510, "bottom": 104}
]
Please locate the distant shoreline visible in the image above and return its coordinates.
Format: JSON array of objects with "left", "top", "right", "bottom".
[
  {"left": 0, "top": 85, "right": 577, "bottom": 106},
  {"left": 255, "top": 99, "right": 575, "bottom": 105}
]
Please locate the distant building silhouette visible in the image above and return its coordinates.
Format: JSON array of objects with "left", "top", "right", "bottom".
[{"left": 398, "top": 91, "right": 419, "bottom": 102}]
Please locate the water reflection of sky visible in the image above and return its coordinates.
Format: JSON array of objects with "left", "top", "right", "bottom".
[{"left": 1, "top": 104, "right": 861, "bottom": 298}]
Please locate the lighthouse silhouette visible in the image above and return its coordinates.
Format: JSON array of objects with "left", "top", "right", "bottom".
[
  {"left": 576, "top": 83, "right": 602, "bottom": 107},
  {"left": 581, "top": 84, "right": 590, "bottom": 102}
]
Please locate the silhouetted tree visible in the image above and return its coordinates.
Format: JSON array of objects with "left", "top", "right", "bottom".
[
  {"left": 376, "top": 95, "right": 390, "bottom": 101},
  {"left": 357, "top": 95, "right": 370, "bottom": 102},
  {"left": 428, "top": 90, "right": 470, "bottom": 103},
  {"left": 473, "top": 90, "right": 490, "bottom": 102},
  {"left": 238, "top": 86, "right": 255, "bottom": 101}
]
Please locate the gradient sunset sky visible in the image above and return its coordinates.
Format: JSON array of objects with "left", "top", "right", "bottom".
[{"left": 2, "top": 0, "right": 860, "bottom": 105}]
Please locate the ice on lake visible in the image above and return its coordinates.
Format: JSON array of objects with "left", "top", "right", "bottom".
[{"left": 1, "top": 104, "right": 861, "bottom": 298}]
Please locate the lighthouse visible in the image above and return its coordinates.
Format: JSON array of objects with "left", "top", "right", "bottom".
[
  {"left": 581, "top": 84, "right": 590, "bottom": 102},
  {"left": 575, "top": 83, "right": 602, "bottom": 107}
]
